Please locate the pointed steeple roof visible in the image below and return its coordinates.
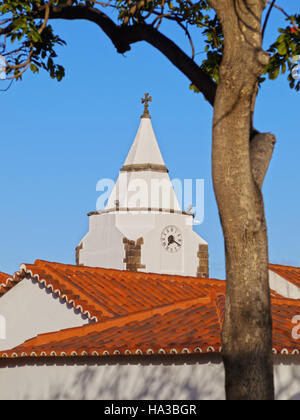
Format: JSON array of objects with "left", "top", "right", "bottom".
[
  {"left": 122, "top": 117, "right": 166, "bottom": 169},
  {"left": 122, "top": 93, "right": 166, "bottom": 170},
  {"left": 104, "top": 94, "right": 181, "bottom": 212}
]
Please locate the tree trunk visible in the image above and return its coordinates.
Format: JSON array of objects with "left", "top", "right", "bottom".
[
  {"left": 210, "top": 0, "right": 275, "bottom": 400},
  {"left": 27, "top": 0, "right": 277, "bottom": 400}
]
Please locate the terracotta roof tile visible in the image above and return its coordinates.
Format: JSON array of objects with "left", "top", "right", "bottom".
[
  {"left": 0, "top": 296, "right": 222, "bottom": 358},
  {"left": 13, "top": 260, "right": 225, "bottom": 321},
  {"left": 1, "top": 261, "right": 300, "bottom": 359},
  {"left": 0, "top": 271, "right": 16, "bottom": 297},
  {"left": 0, "top": 295, "right": 300, "bottom": 358},
  {"left": 1, "top": 293, "right": 299, "bottom": 359},
  {"left": 0, "top": 272, "right": 9, "bottom": 282},
  {"left": 270, "top": 264, "right": 300, "bottom": 290}
]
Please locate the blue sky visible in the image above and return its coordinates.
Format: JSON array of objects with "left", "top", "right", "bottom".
[{"left": 0, "top": 1, "right": 299, "bottom": 279}]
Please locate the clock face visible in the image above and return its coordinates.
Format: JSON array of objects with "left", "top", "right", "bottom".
[{"left": 161, "top": 225, "right": 183, "bottom": 253}]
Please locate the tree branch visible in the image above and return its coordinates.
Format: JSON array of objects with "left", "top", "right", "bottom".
[
  {"left": 129, "top": 24, "right": 216, "bottom": 101},
  {"left": 46, "top": 1, "right": 278, "bottom": 186},
  {"left": 47, "top": 2, "right": 276, "bottom": 181},
  {"left": 45, "top": 4, "right": 216, "bottom": 105},
  {"left": 262, "top": 0, "right": 276, "bottom": 40}
]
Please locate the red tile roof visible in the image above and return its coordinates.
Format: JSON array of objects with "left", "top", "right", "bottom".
[
  {"left": 0, "top": 296, "right": 222, "bottom": 358},
  {"left": 0, "top": 261, "right": 299, "bottom": 359},
  {"left": 0, "top": 271, "right": 13, "bottom": 297},
  {"left": 270, "top": 264, "right": 300, "bottom": 290},
  {"left": 12, "top": 260, "right": 226, "bottom": 322},
  {"left": 1, "top": 294, "right": 299, "bottom": 358},
  {"left": 0, "top": 272, "right": 9, "bottom": 281}
]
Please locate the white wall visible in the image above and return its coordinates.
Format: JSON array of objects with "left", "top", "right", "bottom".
[
  {"left": 0, "top": 355, "right": 225, "bottom": 400},
  {"left": 269, "top": 271, "right": 300, "bottom": 299},
  {"left": 141, "top": 213, "right": 206, "bottom": 276},
  {"left": 106, "top": 170, "right": 181, "bottom": 211},
  {"left": 0, "top": 278, "right": 89, "bottom": 351},
  {"left": 274, "top": 356, "right": 300, "bottom": 400},
  {"left": 79, "top": 212, "right": 207, "bottom": 277},
  {"left": 80, "top": 213, "right": 125, "bottom": 270},
  {"left": 0, "top": 355, "right": 299, "bottom": 400}
]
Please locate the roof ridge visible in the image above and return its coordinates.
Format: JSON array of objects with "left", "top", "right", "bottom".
[
  {"left": 33, "top": 262, "right": 115, "bottom": 319},
  {"left": 16, "top": 263, "right": 101, "bottom": 321},
  {"left": 0, "top": 274, "right": 20, "bottom": 297},
  {"left": 0, "top": 276, "right": 14, "bottom": 287}
]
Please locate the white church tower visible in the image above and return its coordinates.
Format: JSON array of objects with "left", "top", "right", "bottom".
[{"left": 77, "top": 94, "right": 209, "bottom": 277}]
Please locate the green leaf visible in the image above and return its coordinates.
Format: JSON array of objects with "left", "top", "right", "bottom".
[
  {"left": 277, "top": 42, "right": 287, "bottom": 56},
  {"left": 30, "top": 63, "right": 38, "bottom": 73}
]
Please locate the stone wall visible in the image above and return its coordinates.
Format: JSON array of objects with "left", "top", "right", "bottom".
[
  {"left": 123, "top": 238, "right": 146, "bottom": 272},
  {"left": 197, "top": 244, "right": 209, "bottom": 278}
]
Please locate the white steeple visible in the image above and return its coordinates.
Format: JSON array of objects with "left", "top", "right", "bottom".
[
  {"left": 78, "top": 94, "right": 209, "bottom": 277},
  {"left": 105, "top": 94, "right": 181, "bottom": 212},
  {"left": 123, "top": 117, "right": 165, "bottom": 168}
]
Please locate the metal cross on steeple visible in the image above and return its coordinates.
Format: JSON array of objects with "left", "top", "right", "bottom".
[{"left": 141, "top": 93, "right": 152, "bottom": 119}]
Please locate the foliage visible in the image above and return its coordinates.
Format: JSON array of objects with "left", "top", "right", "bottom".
[
  {"left": 264, "top": 16, "right": 300, "bottom": 91},
  {"left": 0, "top": 0, "right": 299, "bottom": 90},
  {"left": 0, "top": 0, "right": 67, "bottom": 80}
]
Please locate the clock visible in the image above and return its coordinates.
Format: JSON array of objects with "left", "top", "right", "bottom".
[{"left": 161, "top": 225, "right": 183, "bottom": 253}]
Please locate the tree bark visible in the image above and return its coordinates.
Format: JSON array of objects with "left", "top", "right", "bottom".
[{"left": 210, "top": 0, "right": 275, "bottom": 400}]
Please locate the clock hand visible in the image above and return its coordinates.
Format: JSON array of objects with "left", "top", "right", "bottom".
[
  {"left": 168, "top": 235, "right": 175, "bottom": 245},
  {"left": 167, "top": 236, "right": 181, "bottom": 247}
]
